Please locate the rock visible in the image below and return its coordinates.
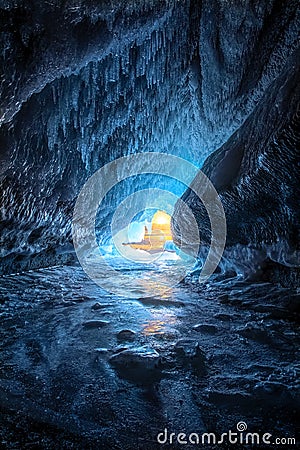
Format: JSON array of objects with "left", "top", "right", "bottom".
[
  {"left": 91, "top": 302, "right": 114, "bottom": 310},
  {"left": 175, "top": 339, "right": 206, "bottom": 373},
  {"left": 110, "top": 346, "right": 160, "bottom": 369},
  {"left": 91, "top": 302, "right": 102, "bottom": 310},
  {"left": 175, "top": 339, "right": 204, "bottom": 357},
  {"left": 193, "top": 324, "right": 218, "bottom": 334},
  {"left": 254, "top": 381, "right": 287, "bottom": 395},
  {"left": 117, "top": 329, "right": 136, "bottom": 341},
  {"left": 253, "top": 381, "right": 294, "bottom": 406},
  {"left": 236, "top": 323, "right": 270, "bottom": 343},
  {"left": 109, "top": 346, "right": 161, "bottom": 384},
  {"left": 82, "top": 320, "right": 110, "bottom": 328}
]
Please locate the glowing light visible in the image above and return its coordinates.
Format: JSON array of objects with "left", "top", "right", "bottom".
[
  {"left": 149, "top": 210, "right": 172, "bottom": 241},
  {"left": 152, "top": 210, "right": 171, "bottom": 226}
]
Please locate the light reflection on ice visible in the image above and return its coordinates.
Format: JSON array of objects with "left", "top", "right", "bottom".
[
  {"left": 142, "top": 309, "right": 177, "bottom": 336},
  {"left": 86, "top": 248, "right": 194, "bottom": 298}
]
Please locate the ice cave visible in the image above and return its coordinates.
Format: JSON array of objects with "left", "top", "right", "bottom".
[{"left": 0, "top": 1, "right": 299, "bottom": 449}]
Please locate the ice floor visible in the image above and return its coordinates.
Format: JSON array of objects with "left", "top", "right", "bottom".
[{"left": 0, "top": 260, "right": 299, "bottom": 449}]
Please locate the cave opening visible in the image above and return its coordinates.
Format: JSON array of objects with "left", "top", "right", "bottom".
[{"left": 121, "top": 210, "right": 174, "bottom": 253}]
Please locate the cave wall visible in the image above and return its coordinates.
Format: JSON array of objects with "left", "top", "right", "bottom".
[
  {"left": 0, "top": 0, "right": 299, "bottom": 275},
  {"left": 173, "top": 47, "right": 300, "bottom": 281}
]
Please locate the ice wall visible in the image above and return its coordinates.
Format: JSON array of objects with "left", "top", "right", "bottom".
[{"left": 173, "top": 47, "right": 300, "bottom": 283}]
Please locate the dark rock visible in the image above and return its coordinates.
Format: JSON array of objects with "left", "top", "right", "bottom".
[
  {"left": 91, "top": 303, "right": 104, "bottom": 310},
  {"left": 175, "top": 339, "right": 204, "bottom": 358},
  {"left": 192, "top": 324, "right": 218, "bottom": 334},
  {"left": 82, "top": 320, "right": 110, "bottom": 329},
  {"left": 116, "top": 329, "right": 136, "bottom": 341},
  {"left": 175, "top": 339, "right": 206, "bottom": 374},
  {"left": 109, "top": 346, "right": 161, "bottom": 384},
  {"left": 109, "top": 346, "right": 160, "bottom": 369},
  {"left": 236, "top": 323, "right": 271, "bottom": 344}
]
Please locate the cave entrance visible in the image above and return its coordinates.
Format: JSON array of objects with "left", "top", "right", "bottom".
[
  {"left": 123, "top": 210, "right": 173, "bottom": 253},
  {"left": 108, "top": 207, "right": 182, "bottom": 266}
]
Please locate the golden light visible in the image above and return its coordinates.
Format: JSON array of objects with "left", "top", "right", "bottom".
[
  {"left": 152, "top": 210, "right": 171, "bottom": 226},
  {"left": 151, "top": 210, "right": 172, "bottom": 240},
  {"left": 122, "top": 210, "right": 173, "bottom": 253}
]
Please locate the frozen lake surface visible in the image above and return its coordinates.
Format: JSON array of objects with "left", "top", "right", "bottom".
[{"left": 0, "top": 260, "right": 299, "bottom": 449}]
